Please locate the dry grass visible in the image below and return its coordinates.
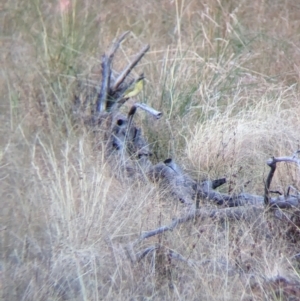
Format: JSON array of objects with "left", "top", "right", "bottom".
[{"left": 1, "top": 0, "right": 300, "bottom": 300}]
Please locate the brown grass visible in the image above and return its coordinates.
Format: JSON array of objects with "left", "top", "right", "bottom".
[{"left": 1, "top": 0, "right": 300, "bottom": 300}]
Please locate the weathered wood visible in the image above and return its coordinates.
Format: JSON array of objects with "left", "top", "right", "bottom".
[
  {"left": 264, "top": 153, "right": 300, "bottom": 208},
  {"left": 96, "top": 31, "right": 130, "bottom": 114},
  {"left": 96, "top": 54, "right": 111, "bottom": 113},
  {"left": 130, "top": 102, "right": 163, "bottom": 119},
  {"left": 148, "top": 156, "right": 300, "bottom": 209},
  {"left": 264, "top": 157, "right": 277, "bottom": 206},
  {"left": 148, "top": 159, "right": 196, "bottom": 204},
  {"left": 107, "top": 31, "right": 130, "bottom": 59},
  {"left": 106, "top": 112, "right": 152, "bottom": 176},
  {"left": 149, "top": 158, "right": 266, "bottom": 207},
  {"left": 130, "top": 206, "right": 263, "bottom": 247},
  {"left": 112, "top": 44, "right": 150, "bottom": 92}
]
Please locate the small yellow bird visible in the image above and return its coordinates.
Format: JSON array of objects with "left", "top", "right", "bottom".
[{"left": 123, "top": 74, "right": 144, "bottom": 99}]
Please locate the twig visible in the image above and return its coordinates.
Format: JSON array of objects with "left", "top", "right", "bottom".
[
  {"left": 107, "top": 31, "right": 130, "bottom": 59},
  {"left": 136, "top": 245, "right": 158, "bottom": 261},
  {"left": 287, "top": 185, "right": 300, "bottom": 197},
  {"left": 268, "top": 156, "right": 300, "bottom": 165},
  {"left": 113, "top": 44, "right": 150, "bottom": 91},
  {"left": 131, "top": 206, "right": 261, "bottom": 247},
  {"left": 123, "top": 102, "right": 162, "bottom": 156}
]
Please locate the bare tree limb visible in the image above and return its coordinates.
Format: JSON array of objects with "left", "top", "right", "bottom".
[
  {"left": 163, "top": 158, "right": 184, "bottom": 174},
  {"left": 270, "top": 196, "right": 299, "bottom": 208},
  {"left": 264, "top": 157, "right": 277, "bottom": 206},
  {"left": 107, "top": 31, "right": 130, "bottom": 59},
  {"left": 149, "top": 159, "right": 265, "bottom": 207},
  {"left": 113, "top": 44, "right": 150, "bottom": 91},
  {"left": 132, "top": 206, "right": 262, "bottom": 247},
  {"left": 267, "top": 155, "right": 300, "bottom": 165},
  {"left": 265, "top": 153, "right": 300, "bottom": 207},
  {"left": 96, "top": 54, "right": 111, "bottom": 113},
  {"left": 287, "top": 185, "right": 300, "bottom": 197},
  {"left": 96, "top": 31, "right": 130, "bottom": 114},
  {"left": 136, "top": 245, "right": 158, "bottom": 262},
  {"left": 132, "top": 103, "right": 163, "bottom": 119},
  {"left": 125, "top": 100, "right": 163, "bottom": 142}
]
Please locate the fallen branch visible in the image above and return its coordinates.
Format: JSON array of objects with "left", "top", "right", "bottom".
[
  {"left": 96, "top": 54, "right": 111, "bottom": 113},
  {"left": 129, "top": 102, "right": 163, "bottom": 119},
  {"left": 149, "top": 159, "right": 265, "bottom": 207},
  {"left": 131, "top": 206, "right": 262, "bottom": 247},
  {"left": 96, "top": 32, "right": 130, "bottom": 113},
  {"left": 265, "top": 152, "right": 300, "bottom": 208}
]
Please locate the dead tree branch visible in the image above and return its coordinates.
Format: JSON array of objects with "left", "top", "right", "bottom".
[
  {"left": 129, "top": 103, "right": 163, "bottom": 119},
  {"left": 113, "top": 44, "right": 150, "bottom": 92},
  {"left": 96, "top": 32, "right": 130, "bottom": 114},
  {"left": 148, "top": 158, "right": 264, "bottom": 207},
  {"left": 131, "top": 206, "right": 262, "bottom": 247},
  {"left": 148, "top": 156, "right": 300, "bottom": 209},
  {"left": 264, "top": 152, "right": 300, "bottom": 208},
  {"left": 96, "top": 54, "right": 111, "bottom": 113}
]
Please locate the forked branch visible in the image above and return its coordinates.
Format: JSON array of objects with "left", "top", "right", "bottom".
[
  {"left": 265, "top": 151, "right": 300, "bottom": 207},
  {"left": 113, "top": 44, "right": 150, "bottom": 91},
  {"left": 96, "top": 32, "right": 150, "bottom": 114},
  {"left": 96, "top": 32, "right": 130, "bottom": 113}
]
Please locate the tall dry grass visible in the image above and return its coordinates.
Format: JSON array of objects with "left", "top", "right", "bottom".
[{"left": 1, "top": 0, "right": 300, "bottom": 300}]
